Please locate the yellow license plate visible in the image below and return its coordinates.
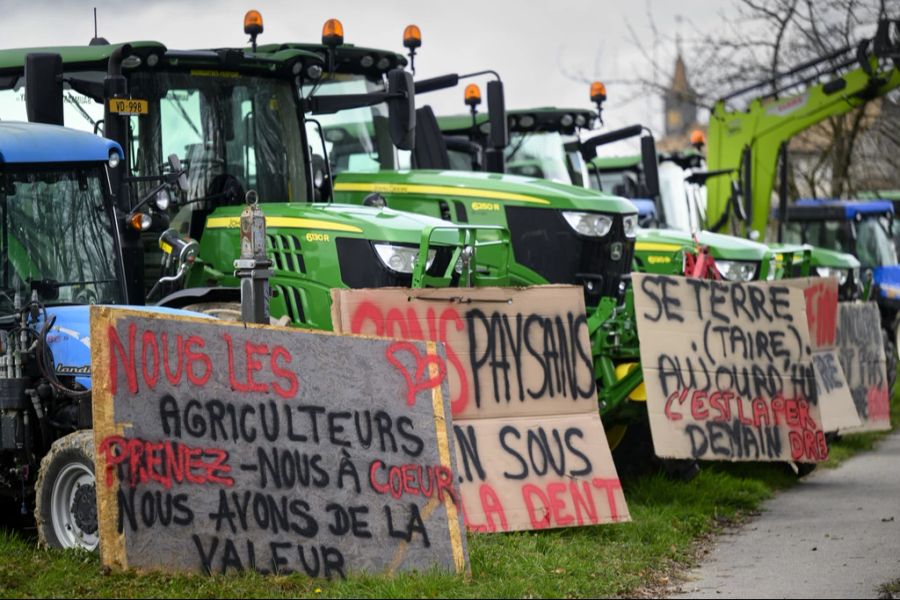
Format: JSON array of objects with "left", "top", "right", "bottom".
[{"left": 108, "top": 98, "right": 148, "bottom": 116}]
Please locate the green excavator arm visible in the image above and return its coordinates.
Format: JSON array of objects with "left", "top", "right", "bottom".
[{"left": 706, "top": 19, "right": 900, "bottom": 238}]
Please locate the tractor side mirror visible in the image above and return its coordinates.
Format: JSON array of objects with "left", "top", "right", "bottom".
[
  {"left": 640, "top": 135, "right": 660, "bottom": 200},
  {"left": 387, "top": 68, "right": 416, "bottom": 151},
  {"left": 487, "top": 80, "right": 508, "bottom": 149},
  {"left": 25, "top": 53, "right": 64, "bottom": 126}
]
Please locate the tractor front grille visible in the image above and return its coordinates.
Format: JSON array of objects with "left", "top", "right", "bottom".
[
  {"left": 267, "top": 234, "right": 306, "bottom": 274},
  {"left": 504, "top": 206, "right": 635, "bottom": 308}
]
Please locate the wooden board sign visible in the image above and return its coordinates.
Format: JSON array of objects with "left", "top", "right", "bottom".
[
  {"left": 332, "top": 286, "right": 629, "bottom": 533},
  {"left": 90, "top": 307, "right": 467, "bottom": 577},
  {"left": 836, "top": 302, "right": 891, "bottom": 432},
  {"left": 786, "top": 278, "right": 860, "bottom": 432},
  {"left": 632, "top": 274, "right": 828, "bottom": 463}
]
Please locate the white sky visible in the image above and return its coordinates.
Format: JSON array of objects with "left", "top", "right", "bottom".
[{"left": 4, "top": 0, "right": 735, "bottom": 153}]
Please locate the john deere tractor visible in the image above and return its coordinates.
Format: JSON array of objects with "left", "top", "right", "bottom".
[
  {"left": 251, "top": 21, "right": 646, "bottom": 431},
  {"left": 435, "top": 102, "right": 797, "bottom": 284}
]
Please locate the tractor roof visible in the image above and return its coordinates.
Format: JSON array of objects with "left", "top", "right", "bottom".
[
  {"left": 0, "top": 42, "right": 323, "bottom": 80},
  {"left": 0, "top": 121, "right": 122, "bottom": 164},
  {"left": 256, "top": 43, "right": 406, "bottom": 80},
  {"left": 590, "top": 155, "right": 642, "bottom": 171},
  {"left": 787, "top": 198, "right": 895, "bottom": 221},
  {"left": 439, "top": 107, "right": 597, "bottom": 136}
]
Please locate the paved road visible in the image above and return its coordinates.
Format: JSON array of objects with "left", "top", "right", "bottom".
[{"left": 673, "top": 432, "right": 900, "bottom": 598}]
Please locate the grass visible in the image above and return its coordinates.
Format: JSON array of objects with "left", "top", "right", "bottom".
[
  {"left": 879, "top": 579, "right": 900, "bottom": 599},
  {"left": 1, "top": 402, "right": 896, "bottom": 598}
]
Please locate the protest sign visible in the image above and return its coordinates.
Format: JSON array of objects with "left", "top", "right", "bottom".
[
  {"left": 90, "top": 307, "right": 467, "bottom": 577},
  {"left": 836, "top": 302, "right": 891, "bottom": 432},
  {"left": 632, "top": 274, "right": 828, "bottom": 462},
  {"left": 785, "top": 278, "right": 859, "bottom": 432},
  {"left": 332, "top": 286, "right": 628, "bottom": 532}
]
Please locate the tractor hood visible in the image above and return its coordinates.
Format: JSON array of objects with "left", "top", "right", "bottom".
[
  {"left": 38, "top": 305, "right": 212, "bottom": 390},
  {"left": 333, "top": 169, "right": 638, "bottom": 215},
  {"left": 636, "top": 228, "right": 770, "bottom": 261},
  {"left": 205, "top": 202, "right": 466, "bottom": 246},
  {"left": 806, "top": 246, "right": 861, "bottom": 269}
]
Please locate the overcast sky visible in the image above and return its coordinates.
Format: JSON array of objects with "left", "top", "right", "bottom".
[{"left": 5, "top": 0, "right": 736, "bottom": 152}]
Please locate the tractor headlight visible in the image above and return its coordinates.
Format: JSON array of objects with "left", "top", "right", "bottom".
[
  {"left": 815, "top": 266, "right": 849, "bottom": 286},
  {"left": 108, "top": 150, "right": 121, "bottom": 169},
  {"left": 622, "top": 214, "right": 638, "bottom": 238},
  {"left": 374, "top": 243, "right": 436, "bottom": 274},
  {"left": 717, "top": 260, "right": 757, "bottom": 282},
  {"left": 562, "top": 211, "right": 613, "bottom": 237}
]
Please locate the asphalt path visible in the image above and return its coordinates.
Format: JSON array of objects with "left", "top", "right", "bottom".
[{"left": 672, "top": 432, "right": 900, "bottom": 598}]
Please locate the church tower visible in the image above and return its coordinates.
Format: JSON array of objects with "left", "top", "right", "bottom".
[{"left": 664, "top": 53, "right": 698, "bottom": 137}]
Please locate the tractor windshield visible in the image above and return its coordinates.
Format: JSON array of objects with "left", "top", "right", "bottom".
[
  {"left": 303, "top": 75, "right": 393, "bottom": 173},
  {"left": 128, "top": 70, "right": 307, "bottom": 205},
  {"left": 856, "top": 217, "right": 897, "bottom": 268},
  {"left": 0, "top": 166, "right": 122, "bottom": 307},
  {"left": 783, "top": 215, "right": 898, "bottom": 268},
  {"left": 505, "top": 131, "right": 574, "bottom": 184}
]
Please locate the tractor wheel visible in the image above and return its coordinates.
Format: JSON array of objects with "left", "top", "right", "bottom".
[
  {"left": 610, "top": 419, "right": 655, "bottom": 479},
  {"left": 609, "top": 419, "right": 699, "bottom": 481},
  {"left": 883, "top": 328, "right": 897, "bottom": 396},
  {"left": 34, "top": 430, "right": 99, "bottom": 551},
  {"left": 793, "top": 462, "right": 817, "bottom": 478}
]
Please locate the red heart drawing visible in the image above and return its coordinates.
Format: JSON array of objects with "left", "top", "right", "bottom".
[{"left": 385, "top": 341, "right": 448, "bottom": 407}]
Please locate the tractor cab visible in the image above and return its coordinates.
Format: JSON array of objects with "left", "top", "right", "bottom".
[
  {"left": 439, "top": 107, "right": 596, "bottom": 187},
  {"left": 0, "top": 122, "right": 127, "bottom": 309},
  {"left": 783, "top": 199, "right": 896, "bottom": 298}
]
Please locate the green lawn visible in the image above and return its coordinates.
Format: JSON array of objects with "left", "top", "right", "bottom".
[{"left": 1, "top": 405, "right": 896, "bottom": 598}]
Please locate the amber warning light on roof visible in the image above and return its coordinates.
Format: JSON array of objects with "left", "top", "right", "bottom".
[
  {"left": 322, "top": 18, "right": 345, "bottom": 47},
  {"left": 403, "top": 24, "right": 422, "bottom": 49},
  {"left": 243, "top": 10, "right": 263, "bottom": 35},
  {"left": 691, "top": 129, "right": 707, "bottom": 146},
  {"left": 465, "top": 83, "right": 482, "bottom": 107},
  {"left": 590, "top": 81, "right": 607, "bottom": 103}
]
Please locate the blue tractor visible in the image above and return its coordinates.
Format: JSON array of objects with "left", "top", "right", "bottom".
[
  {"left": 781, "top": 198, "right": 900, "bottom": 383},
  {"left": 0, "top": 122, "right": 204, "bottom": 550}
]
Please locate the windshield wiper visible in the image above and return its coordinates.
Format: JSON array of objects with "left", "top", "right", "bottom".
[
  {"left": 167, "top": 94, "right": 202, "bottom": 138},
  {"left": 65, "top": 93, "right": 98, "bottom": 131}
]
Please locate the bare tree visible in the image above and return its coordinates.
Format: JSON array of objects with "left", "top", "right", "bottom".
[{"left": 570, "top": 0, "right": 899, "bottom": 196}]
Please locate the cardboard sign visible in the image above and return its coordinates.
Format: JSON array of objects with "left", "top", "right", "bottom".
[
  {"left": 785, "top": 278, "right": 859, "bottom": 432},
  {"left": 90, "top": 307, "right": 467, "bottom": 577},
  {"left": 632, "top": 274, "right": 827, "bottom": 463},
  {"left": 836, "top": 302, "right": 892, "bottom": 432},
  {"left": 332, "top": 286, "right": 628, "bottom": 532}
]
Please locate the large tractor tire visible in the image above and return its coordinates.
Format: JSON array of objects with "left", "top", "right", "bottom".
[
  {"left": 610, "top": 419, "right": 700, "bottom": 482},
  {"left": 34, "top": 430, "right": 99, "bottom": 551}
]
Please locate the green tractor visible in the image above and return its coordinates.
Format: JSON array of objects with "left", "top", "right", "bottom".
[
  {"left": 435, "top": 102, "right": 796, "bottom": 284},
  {"left": 253, "top": 22, "right": 646, "bottom": 434},
  {"left": 0, "top": 37, "right": 510, "bottom": 335}
]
